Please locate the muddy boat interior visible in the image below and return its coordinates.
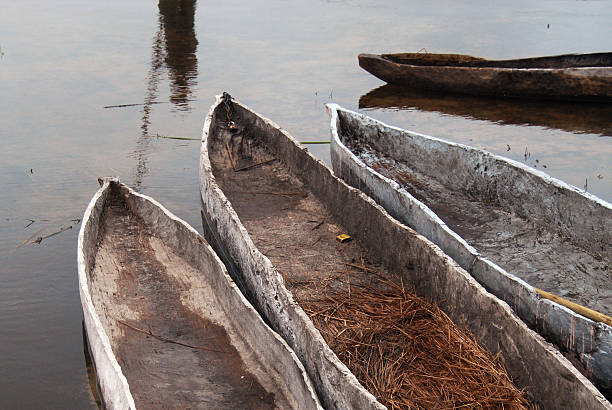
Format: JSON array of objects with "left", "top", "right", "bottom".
[
  {"left": 84, "top": 182, "right": 315, "bottom": 409},
  {"left": 334, "top": 111, "right": 611, "bottom": 317}
]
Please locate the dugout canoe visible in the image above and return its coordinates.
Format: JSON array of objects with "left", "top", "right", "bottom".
[
  {"left": 328, "top": 104, "right": 612, "bottom": 398},
  {"left": 358, "top": 52, "right": 612, "bottom": 101},
  {"left": 200, "top": 93, "right": 611, "bottom": 409},
  {"left": 77, "top": 177, "right": 322, "bottom": 409}
]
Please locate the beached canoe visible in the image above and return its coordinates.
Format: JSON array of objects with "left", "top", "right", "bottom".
[
  {"left": 358, "top": 52, "right": 612, "bottom": 101},
  {"left": 200, "top": 93, "right": 610, "bottom": 409},
  {"left": 77, "top": 177, "right": 322, "bottom": 409},
  {"left": 328, "top": 104, "right": 612, "bottom": 398}
]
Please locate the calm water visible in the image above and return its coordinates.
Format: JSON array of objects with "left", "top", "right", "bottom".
[{"left": 1, "top": 0, "right": 611, "bottom": 407}]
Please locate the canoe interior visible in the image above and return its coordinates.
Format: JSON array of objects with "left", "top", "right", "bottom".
[
  {"left": 383, "top": 52, "right": 612, "bottom": 68},
  {"left": 207, "top": 111, "right": 393, "bottom": 306},
  {"left": 83, "top": 181, "right": 318, "bottom": 409},
  {"left": 334, "top": 110, "right": 612, "bottom": 317},
  {"left": 202, "top": 96, "right": 610, "bottom": 409}
]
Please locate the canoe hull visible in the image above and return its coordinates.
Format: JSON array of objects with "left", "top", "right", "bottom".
[
  {"left": 328, "top": 104, "right": 612, "bottom": 398},
  {"left": 200, "top": 97, "right": 384, "bottom": 410},
  {"left": 201, "top": 94, "right": 610, "bottom": 409},
  {"left": 78, "top": 179, "right": 134, "bottom": 409},
  {"left": 78, "top": 178, "right": 322, "bottom": 409},
  {"left": 359, "top": 53, "right": 612, "bottom": 102}
]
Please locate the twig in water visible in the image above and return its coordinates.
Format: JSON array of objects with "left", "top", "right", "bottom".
[
  {"left": 17, "top": 228, "right": 45, "bottom": 248},
  {"left": 116, "top": 319, "right": 231, "bottom": 353},
  {"left": 104, "top": 101, "right": 167, "bottom": 109},
  {"left": 24, "top": 219, "right": 35, "bottom": 228},
  {"left": 32, "top": 226, "right": 72, "bottom": 244},
  {"left": 153, "top": 133, "right": 199, "bottom": 141}
]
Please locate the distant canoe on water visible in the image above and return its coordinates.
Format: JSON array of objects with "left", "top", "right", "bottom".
[
  {"left": 358, "top": 52, "right": 612, "bottom": 101},
  {"left": 327, "top": 104, "right": 612, "bottom": 398},
  {"left": 77, "top": 178, "right": 322, "bottom": 409}
]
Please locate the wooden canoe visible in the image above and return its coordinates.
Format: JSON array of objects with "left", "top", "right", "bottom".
[
  {"left": 77, "top": 177, "right": 322, "bottom": 409},
  {"left": 200, "top": 93, "right": 610, "bottom": 409},
  {"left": 358, "top": 52, "right": 612, "bottom": 102},
  {"left": 328, "top": 104, "right": 612, "bottom": 398}
]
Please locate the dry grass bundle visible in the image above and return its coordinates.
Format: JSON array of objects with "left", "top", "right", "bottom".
[{"left": 298, "top": 266, "right": 532, "bottom": 410}]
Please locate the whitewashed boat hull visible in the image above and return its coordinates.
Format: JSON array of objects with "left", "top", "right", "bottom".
[
  {"left": 78, "top": 177, "right": 322, "bottom": 409},
  {"left": 200, "top": 94, "right": 610, "bottom": 409},
  {"left": 327, "top": 103, "right": 612, "bottom": 398}
]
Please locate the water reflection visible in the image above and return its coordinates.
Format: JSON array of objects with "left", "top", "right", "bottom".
[
  {"left": 82, "top": 323, "right": 102, "bottom": 409},
  {"left": 159, "top": 0, "right": 198, "bottom": 110},
  {"left": 135, "top": 0, "right": 199, "bottom": 189},
  {"left": 360, "top": 85, "right": 612, "bottom": 137}
]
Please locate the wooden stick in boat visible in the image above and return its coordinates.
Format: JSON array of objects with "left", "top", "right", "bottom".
[
  {"left": 116, "top": 319, "right": 231, "bottom": 353},
  {"left": 234, "top": 158, "right": 276, "bottom": 172},
  {"left": 225, "top": 142, "right": 236, "bottom": 170},
  {"left": 534, "top": 288, "right": 612, "bottom": 327}
]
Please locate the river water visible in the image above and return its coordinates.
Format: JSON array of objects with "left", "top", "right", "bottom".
[{"left": 1, "top": 0, "right": 610, "bottom": 407}]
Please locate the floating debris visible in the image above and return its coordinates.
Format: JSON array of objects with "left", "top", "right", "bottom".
[
  {"left": 104, "top": 101, "right": 167, "bottom": 109},
  {"left": 32, "top": 226, "right": 73, "bottom": 244},
  {"left": 152, "top": 133, "right": 199, "bottom": 141}
]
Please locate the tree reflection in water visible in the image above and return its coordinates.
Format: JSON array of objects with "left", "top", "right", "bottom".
[{"left": 134, "top": 0, "right": 198, "bottom": 190}]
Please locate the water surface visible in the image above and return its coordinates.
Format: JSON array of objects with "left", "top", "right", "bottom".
[{"left": 1, "top": 0, "right": 610, "bottom": 407}]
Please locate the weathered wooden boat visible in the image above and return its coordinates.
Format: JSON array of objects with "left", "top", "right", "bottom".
[
  {"left": 77, "top": 177, "right": 322, "bottom": 409},
  {"left": 200, "top": 93, "right": 611, "bottom": 409},
  {"left": 359, "top": 84, "right": 612, "bottom": 137},
  {"left": 328, "top": 104, "right": 612, "bottom": 398},
  {"left": 358, "top": 52, "right": 612, "bottom": 101}
]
